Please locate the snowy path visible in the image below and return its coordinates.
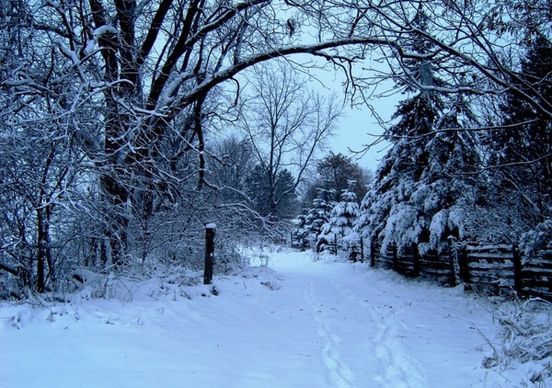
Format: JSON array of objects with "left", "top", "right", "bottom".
[{"left": 1, "top": 250, "right": 510, "bottom": 387}]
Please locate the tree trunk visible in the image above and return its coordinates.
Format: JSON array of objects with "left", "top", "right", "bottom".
[
  {"left": 45, "top": 205, "right": 55, "bottom": 286},
  {"left": 204, "top": 225, "right": 216, "bottom": 285},
  {"left": 100, "top": 173, "right": 129, "bottom": 268},
  {"left": 35, "top": 208, "right": 50, "bottom": 293}
]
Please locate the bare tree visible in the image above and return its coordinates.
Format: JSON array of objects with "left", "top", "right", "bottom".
[
  {"left": 239, "top": 63, "right": 340, "bottom": 220},
  {"left": 207, "top": 135, "right": 256, "bottom": 203}
]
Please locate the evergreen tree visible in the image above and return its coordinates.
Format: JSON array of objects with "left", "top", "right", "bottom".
[
  {"left": 305, "top": 189, "right": 334, "bottom": 243},
  {"left": 359, "top": 87, "right": 444, "bottom": 249},
  {"left": 290, "top": 211, "right": 310, "bottom": 250},
  {"left": 354, "top": 6, "right": 481, "bottom": 254},
  {"left": 414, "top": 96, "right": 481, "bottom": 250},
  {"left": 302, "top": 153, "right": 369, "bottom": 206},
  {"left": 476, "top": 34, "right": 552, "bottom": 245},
  {"left": 245, "top": 164, "right": 298, "bottom": 220},
  {"left": 319, "top": 185, "right": 360, "bottom": 251},
  {"left": 490, "top": 35, "right": 551, "bottom": 220},
  {"left": 357, "top": 93, "right": 484, "bottom": 253}
]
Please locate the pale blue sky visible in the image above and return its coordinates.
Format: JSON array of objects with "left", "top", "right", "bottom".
[
  {"left": 304, "top": 63, "right": 397, "bottom": 173},
  {"left": 330, "top": 102, "right": 392, "bottom": 172}
]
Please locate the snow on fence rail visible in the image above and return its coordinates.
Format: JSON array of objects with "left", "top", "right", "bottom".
[{"left": 369, "top": 243, "right": 552, "bottom": 301}]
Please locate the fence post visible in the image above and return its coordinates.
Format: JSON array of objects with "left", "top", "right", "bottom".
[
  {"left": 360, "top": 237, "right": 365, "bottom": 262},
  {"left": 334, "top": 234, "right": 338, "bottom": 255},
  {"left": 412, "top": 244, "right": 421, "bottom": 277},
  {"left": 512, "top": 244, "right": 523, "bottom": 296},
  {"left": 448, "top": 249, "right": 457, "bottom": 287},
  {"left": 392, "top": 245, "right": 398, "bottom": 272},
  {"left": 203, "top": 223, "right": 216, "bottom": 285},
  {"left": 458, "top": 245, "right": 470, "bottom": 285},
  {"left": 370, "top": 239, "right": 376, "bottom": 267}
]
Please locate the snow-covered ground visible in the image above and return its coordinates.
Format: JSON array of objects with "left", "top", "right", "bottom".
[{"left": 0, "top": 250, "right": 548, "bottom": 387}]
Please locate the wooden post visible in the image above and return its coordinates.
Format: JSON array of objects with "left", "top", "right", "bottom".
[
  {"left": 203, "top": 223, "right": 216, "bottom": 285},
  {"left": 360, "top": 237, "right": 365, "bottom": 262},
  {"left": 512, "top": 244, "right": 523, "bottom": 296},
  {"left": 412, "top": 244, "right": 421, "bottom": 277},
  {"left": 448, "top": 249, "right": 457, "bottom": 287},
  {"left": 392, "top": 245, "right": 398, "bottom": 272},
  {"left": 458, "top": 246, "right": 470, "bottom": 285},
  {"left": 370, "top": 239, "right": 376, "bottom": 267},
  {"left": 334, "top": 234, "right": 338, "bottom": 255}
]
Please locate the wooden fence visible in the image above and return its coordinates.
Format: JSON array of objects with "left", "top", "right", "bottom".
[
  {"left": 369, "top": 243, "right": 552, "bottom": 301},
  {"left": 290, "top": 232, "right": 551, "bottom": 300}
]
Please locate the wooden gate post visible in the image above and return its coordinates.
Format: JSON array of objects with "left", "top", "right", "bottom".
[
  {"left": 203, "top": 223, "right": 216, "bottom": 285},
  {"left": 448, "top": 249, "right": 457, "bottom": 287},
  {"left": 412, "top": 244, "right": 421, "bottom": 278},
  {"left": 370, "top": 239, "right": 376, "bottom": 267},
  {"left": 512, "top": 244, "right": 523, "bottom": 296},
  {"left": 360, "top": 237, "right": 365, "bottom": 262},
  {"left": 458, "top": 246, "right": 470, "bottom": 285}
]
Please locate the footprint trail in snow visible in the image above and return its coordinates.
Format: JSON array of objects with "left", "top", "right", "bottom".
[
  {"left": 304, "top": 280, "right": 355, "bottom": 388},
  {"left": 330, "top": 279, "right": 427, "bottom": 388}
]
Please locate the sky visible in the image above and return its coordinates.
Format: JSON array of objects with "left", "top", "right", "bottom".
[
  {"left": 330, "top": 103, "right": 392, "bottom": 172},
  {"left": 299, "top": 57, "right": 399, "bottom": 173}
]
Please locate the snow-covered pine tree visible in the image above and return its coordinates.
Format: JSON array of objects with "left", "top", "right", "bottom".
[
  {"left": 355, "top": 7, "right": 480, "bottom": 255},
  {"left": 301, "top": 153, "right": 370, "bottom": 210},
  {"left": 319, "top": 184, "right": 360, "bottom": 253},
  {"left": 304, "top": 189, "right": 334, "bottom": 247},
  {"left": 413, "top": 94, "right": 481, "bottom": 252},
  {"left": 355, "top": 91, "right": 443, "bottom": 255},
  {"left": 357, "top": 92, "right": 483, "bottom": 256},
  {"left": 482, "top": 34, "right": 552, "bottom": 247},
  {"left": 291, "top": 211, "right": 310, "bottom": 250},
  {"left": 356, "top": 8, "right": 443, "bottom": 254}
]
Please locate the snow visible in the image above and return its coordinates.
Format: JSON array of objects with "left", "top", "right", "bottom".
[
  {"left": 83, "top": 39, "right": 96, "bottom": 57},
  {"left": 93, "top": 25, "right": 119, "bottom": 38},
  {"left": 429, "top": 209, "right": 448, "bottom": 249},
  {"left": 55, "top": 39, "right": 80, "bottom": 66},
  {"left": 381, "top": 203, "right": 421, "bottom": 253},
  {"left": 0, "top": 250, "right": 544, "bottom": 387}
]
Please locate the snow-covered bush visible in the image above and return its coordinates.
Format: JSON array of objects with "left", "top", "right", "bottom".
[
  {"left": 341, "top": 230, "right": 363, "bottom": 261},
  {"left": 65, "top": 262, "right": 210, "bottom": 302}
]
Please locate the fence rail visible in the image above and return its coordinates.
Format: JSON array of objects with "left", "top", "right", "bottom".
[
  {"left": 370, "top": 243, "right": 552, "bottom": 300},
  {"left": 290, "top": 232, "right": 551, "bottom": 300}
]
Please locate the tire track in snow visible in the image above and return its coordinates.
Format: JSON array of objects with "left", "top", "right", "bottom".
[
  {"left": 304, "top": 280, "right": 355, "bottom": 388},
  {"left": 330, "top": 280, "right": 427, "bottom": 388}
]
